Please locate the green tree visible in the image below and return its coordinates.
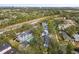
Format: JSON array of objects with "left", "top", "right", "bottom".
[{"left": 66, "top": 42, "right": 74, "bottom": 54}]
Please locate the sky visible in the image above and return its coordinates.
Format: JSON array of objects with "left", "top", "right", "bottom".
[{"left": 0, "top": 0, "right": 79, "bottom": 7}]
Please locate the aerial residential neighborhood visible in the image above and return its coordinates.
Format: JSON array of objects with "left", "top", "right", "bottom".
[{"left": 0, "top": 7, "right": 79, "bottom": 54}]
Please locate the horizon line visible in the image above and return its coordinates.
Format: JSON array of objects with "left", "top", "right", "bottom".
[{"left": 0, "top": 4, "right": 79, "bottom": 7}]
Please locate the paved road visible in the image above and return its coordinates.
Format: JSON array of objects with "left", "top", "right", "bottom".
[{"left": 0, "top": 16, "right": 51, "bottom": 34}]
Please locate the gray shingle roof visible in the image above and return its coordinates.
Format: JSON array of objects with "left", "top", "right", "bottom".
[
  {"left": 0, "top": 43, "right": 16, "bottom": 54},
  {"left": 16, "top": 30, "right": 34, "bottom": 44}
]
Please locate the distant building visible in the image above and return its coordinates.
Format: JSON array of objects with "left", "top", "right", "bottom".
[
  {"left": 42, "top": 22, "right": 48, "bottom": 30},
  {"left": 59, "top": 30, "right": 73, "bottom": 41},
  {"left": 73, "top": 32, "right": 79, "bottom": 41},
  {"left": 0, "top": 43, "right": 16, "bottom": 54},
  {"left": 72, "top": 32, "right": 79, "bottom": 48},
  {"left": 58, "top": 20, "right": 75, "bottom": 30},
  {"left": 42, "top": 22, "right": 49, "bottom": 48},
  {"left": 42, "top": 30, "right": 49, "bottom": 48},
  {"left": 59, "top": 30, "right": 79, "bottom": 48},
  {"left": 58, "top": 24, "right": 65, "bottom": 30},
  {"left": 16, "top": 30, "right": 34, "bottom": 46}
]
